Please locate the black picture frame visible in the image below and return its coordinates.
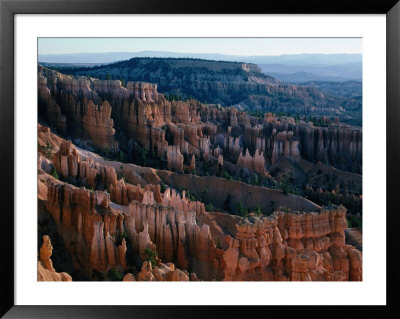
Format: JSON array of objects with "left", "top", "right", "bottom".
[{"left": 1, "top": 0, "right": 399, "bottom": 318}]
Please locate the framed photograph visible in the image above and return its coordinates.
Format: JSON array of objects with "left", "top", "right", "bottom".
[{"left": 1, "top": 0, "right": 399, "bottom": 317}]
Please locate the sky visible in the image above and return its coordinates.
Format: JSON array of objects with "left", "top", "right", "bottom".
[{"left": 38, "top": 38, "right": 362, "bottom": 56}]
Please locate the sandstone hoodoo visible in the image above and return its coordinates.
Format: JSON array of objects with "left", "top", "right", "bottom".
[
  {"left": 38, "top": 49, "right": 362, "bottom": 281},
  {"left": 38, "top": 235, "right": 72, "bottom": 281}
]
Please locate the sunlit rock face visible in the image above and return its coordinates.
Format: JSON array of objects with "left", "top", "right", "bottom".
[
  {"left": 222, "top": 205, "right": 361, "bottom": 281},
  {"left": 127, "top": 261, "right": 196, "bottom": 282},
  {"left": 82, "top": 100, "right": 118, "bottom": 152},
  {"left": 38, "top": 235, "right": 72, "bottom": 281},
  {"left": 44, "top": 158, "right": 361, "bottom": 281},
  {"left": 167, "top": 145, "right": 184, "bottom": 173}
]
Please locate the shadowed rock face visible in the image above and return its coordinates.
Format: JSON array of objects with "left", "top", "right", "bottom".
[
  {"left": 157, "top": 170, "right": 320, "bottom": 214},
  {"left": 258, "top": 114, "right": 362, "bottom": 173}
]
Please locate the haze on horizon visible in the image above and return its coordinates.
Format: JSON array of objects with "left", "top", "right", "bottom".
[{"left": 38, "top": 37, "right": 362, "bottom": 56}]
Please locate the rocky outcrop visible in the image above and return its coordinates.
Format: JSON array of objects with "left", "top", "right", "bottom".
[
  {"left": 124, "top": 261, "right": 196, "bottom": 281},
  {"left": 225, "top": 115, "right": 362, "bottom": 173},
  {"left": 270, "top": 130, "right": 300, "bottom": 164},
  {"left": 172, "top": 101, "right": 191, "bottom": 123},
  {"left": 199, "top": 136, "right": 211, "bottom": 159},
  {"left": 110, "top": 179, "right": 144, "bottom": 206},
  {"left": 43, "top": 174, "right": 223, "bottom": 280},
  {"left": 263, "top": 117, "right": 362, "bottom": 172},
  {"left": 39, "top": 235, "right": 56, "bottom": 271},
  {"left": 127, "top": 187, "right": 224, "bottom": 280},
  {"left": 38, "top": 153, "right": 52, "bottom": 174},
  {"left": 189, "top": 155, "right": 196, "bottom": 171},
  {"left": 52, "top": 141, "right": 80, "bottom": 179},
  {"left": 222, "top": 205, "right": 362, "bottom": 281},
  {"left": 82, "top": 100, "right": 118, "bottom": 152},
  {"left": 297, "top": 123, "right": 362, "bottom": 172},
  {"left": 38, "top": 74, "right": 67, "bottom": 134},
  {"left": 167, "top": 145, "right": 184, "bottom": 173},
  {"left": 51, "top": 139, "right": 162, "bottom": 206},
  {"left": 92, "top": 80, "right": 164, "bottom": 104},
  {"left": 217, "top": 154, "right": 224, "bottom": 166},
  {"left": 53, "top": 141, "right": 117, "bottom": 190},
  {"left": 225, "top": 136, "right": 242, "bottom": 161},
  {"left": 236, "top": 148, "right": 266, "bottom": 175},
  {"left": 114, "top": 99, "right": 171, "bottom": 153},
  {"left": 38, "top": 66, "right": 169, "bottom": 154},
  {"left": 38, "top": 235, "right": 72, "bottom": 281},
  {"left": 167, "top": 123, "right": 187, "bottom": 154},
  {"left": 39, "top": 66, "right": 119, "bottom": 151},
  {"left": 44, "top": 179, "right": 128, "bottom": 274}
]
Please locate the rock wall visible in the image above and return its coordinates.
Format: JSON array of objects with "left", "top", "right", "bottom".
[
  {"left": 82, "top": 100, "right": 118, "bottom": 152},
  {"left": 39, "top": 66, "right": 118, "bottom": 151},
  {"left": 236, "top": 148, "right": 266, "bottom": 175},
  {"left": 53, "top": 141, "right": 117, "bottom": 190},
  {"left": 166, "top": 145, "right": 184, "bottom": 173},
  {"left": 43, "top": 174, "right": 224, "bottom": 280},
  {"left": 122, "top": 186, "right": 224, "bottom": 280},
  {"left": 264, "top": 117, "right": 362, "bottom": 172},
  {"left": 38, "top": 74, "right": 67, "bottom": 134},
  {"left": 114, "top": 99, "right": 171, "bottom": 153},
  {"left": 124, "top": 261, "right": 198, "bottom": 281},
  {"left": 38, "top": 235, "right": 73, "bottom": 281},
  {"left": 270, "top": 130, "right": 301, "bottom": 164},
  {"left": 45, "top": 179, "right": 128, "bottom": 274},
  {"left": 222, "top": 205, "right": 362, "bottom": 281},
  {"left": 38, "top": 65, "right": 170, "bottom": 154}
]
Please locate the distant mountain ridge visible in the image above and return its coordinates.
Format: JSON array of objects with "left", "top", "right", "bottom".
[
  {"left": 39, "top": 50, "right": 361, "bottom": 64},
  {"left": 39, "top": 51, "right": 362, "bottom": 81},
  {"left": 259, "top": 63, "right": 361, "bottom": 81},
  {"left": 42, "top": 56, "right": 362, "bottom": 125},
  {"left": 266, "top": 71, "right": 357, "bottom": 83}
]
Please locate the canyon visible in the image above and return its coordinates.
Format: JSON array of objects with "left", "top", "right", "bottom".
[
  {"left": 37, "top": 64, "right": 362, "bottom": 282},
  {"left": 38, "top": 65, "right": 362, "bottom": 174}
]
